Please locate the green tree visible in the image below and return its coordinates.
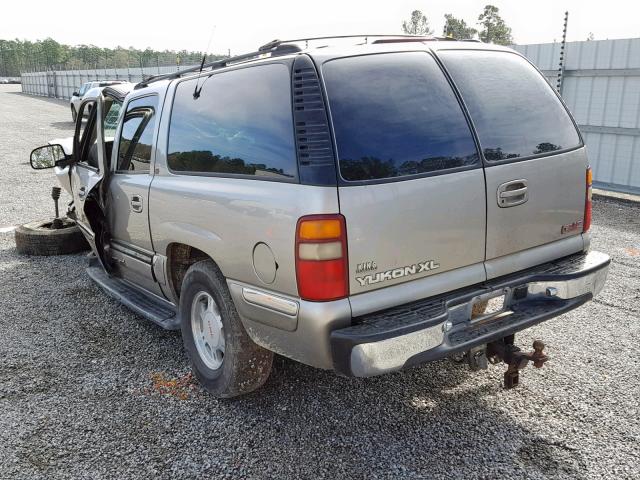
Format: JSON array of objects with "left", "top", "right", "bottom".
[
  {"left": 443, "top": 14, "right": 477, "bottom": 39},
  {"left": 477, "top": 5, "right": 513, "bottom": 45},
  {"left": 402, "top": 10, "right": 434, "bottom": 36},
  {"left": 0, "top": 37, "right": 225, "bottom": 76},
  {"left": 40, "top": 38, "right": 62, "bottom": 69}
]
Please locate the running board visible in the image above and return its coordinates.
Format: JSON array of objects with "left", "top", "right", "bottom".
[{"left": 86, "top": 262, "right": 180, "bottom": 330}]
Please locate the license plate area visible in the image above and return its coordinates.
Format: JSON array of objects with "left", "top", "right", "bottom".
[{"left": 471, "top": 288, "right": 512, "bottom": 323}]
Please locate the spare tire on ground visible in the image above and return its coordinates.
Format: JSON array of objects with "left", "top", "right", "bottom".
[{"left": 14, "top": 218, "right": 89, "bottom": 256}]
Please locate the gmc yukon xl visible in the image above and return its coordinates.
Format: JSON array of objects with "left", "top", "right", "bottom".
[{"left": 29, "top": 36, "right": 610, "bottom": 397}]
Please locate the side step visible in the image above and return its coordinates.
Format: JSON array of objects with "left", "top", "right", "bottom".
[{"left": 86, "top": 263, "right": 181, "bottom": 330}]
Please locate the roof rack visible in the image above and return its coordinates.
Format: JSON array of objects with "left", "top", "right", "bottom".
[
  {"left": 261, "top": 34, "right": 441, "bottom": 49},
  {"left": 135, "top": 34, "right": 465, "bottom": 89},
  {"left": 135, "top": 42, "right": 302, "bottom": 89}
]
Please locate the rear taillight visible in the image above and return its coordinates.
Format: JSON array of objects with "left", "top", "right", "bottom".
[
  {"left": 583, "top": 166, "right": 593, "bottom": 232},
  {"left": 295, "top": 214, "right": 348, "bottom": 301}
]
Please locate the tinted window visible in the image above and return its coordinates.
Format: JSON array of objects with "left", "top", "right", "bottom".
[
  {"left": 168, "top": 64, "right": 296, "bottom": 179},
  {"left": 103, "top": 100, "right": 121, "bottom": 138},
  {"left": 116, "top": 96, "right": 158, "bottom": 173},
  {"left": 440, "top": 50, "right": 581, "bottom": 161},
  {"left": 323, "top": 52, "right": 478, "bottom": 182}
]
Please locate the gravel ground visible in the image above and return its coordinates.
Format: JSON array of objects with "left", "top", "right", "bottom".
[{"left": 0, "top": 84, "right": 639, "bottom": 479}]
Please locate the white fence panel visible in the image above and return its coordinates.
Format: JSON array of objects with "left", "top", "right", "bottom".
[{"left": 514, "top": 38, "right": 640, "bottom": 194}]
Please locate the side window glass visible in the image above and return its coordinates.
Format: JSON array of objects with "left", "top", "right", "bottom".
[
  {"left": 167, "top": 63, "right": 297, "bottom": 179},
  {"left": 103, "top": 100, "right": 122, "bottom": 138},
  {"left": 116, "top": 96, "right": 158, "bottom": 173}
]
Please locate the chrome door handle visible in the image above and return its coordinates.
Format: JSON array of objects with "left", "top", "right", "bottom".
[
  {"left": 130, "top": 195, "right": 143, "bottom": 213},
  {"left": 497, "top": 179, "right": 528, "bottom": 207},
  {"left": 499, "top": 187, "right": 528, "bottom": 198},
  {"left": 78, "top": 186, "right": 87, "bottom": 199}
]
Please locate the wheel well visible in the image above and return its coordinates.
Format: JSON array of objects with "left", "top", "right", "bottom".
[{"left": 167, "top": 243, "right": 210, "bottom": 300}]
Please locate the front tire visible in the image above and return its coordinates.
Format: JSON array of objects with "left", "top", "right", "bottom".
[
  {"left": 71, "top": 105, "right": 77, "bottom": 123},
  {"left": 179, "top": 260, "right": 273, "bottom": 397}
]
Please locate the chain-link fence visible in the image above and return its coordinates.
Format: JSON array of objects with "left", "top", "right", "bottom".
[{"left": 21, "top": 65, "right": 197, "bottom": 100}]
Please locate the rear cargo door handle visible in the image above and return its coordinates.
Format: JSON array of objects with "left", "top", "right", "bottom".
[
  {"left": 130, "top": 195, "right": 143, "bottom": 213},
  {"left": 497, "top": 179, "right": 528, "bottom": 207}
]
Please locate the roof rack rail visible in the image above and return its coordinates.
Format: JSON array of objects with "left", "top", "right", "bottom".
[
  {"left": 135, "top": 42, "right": 302, "bottom": 89},
  {"left": 260, "top": 34, "right": 438, "bottom": 50},
  {"left": 135, "top": 34, "right": 467, "bottom": 89}
]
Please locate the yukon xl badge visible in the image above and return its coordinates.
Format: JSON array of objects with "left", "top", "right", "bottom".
[{"left": 355, "top": 260, "right": 440, "bottom": 287}]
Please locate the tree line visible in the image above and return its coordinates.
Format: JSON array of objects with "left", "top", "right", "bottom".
[
  {"left": 0, "top": 38, "right": 224, "bottom": 77},
  {"left": 402, "top": 4, "right": 513, "bottom": 45}
]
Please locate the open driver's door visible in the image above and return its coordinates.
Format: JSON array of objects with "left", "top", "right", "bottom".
[{"left": 68, "top": 93, "right": 117, "bottom": 271}]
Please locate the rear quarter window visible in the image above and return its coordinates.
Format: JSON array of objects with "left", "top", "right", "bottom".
[
  {"left": 167, "top": 63, "right": 297, "bottom": 180},
  {"left": 322, "top": 52, "right": 478, "bottom": 182},
  {"left": 439, "top": 50, "right": 581, "bottom": 161}
]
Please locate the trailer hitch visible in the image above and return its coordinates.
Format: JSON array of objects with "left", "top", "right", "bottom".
[{"left": 487, "top": 335, "right": 549, "bottom": 389}]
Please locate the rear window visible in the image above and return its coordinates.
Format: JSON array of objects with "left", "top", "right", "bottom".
[
  {"left": 439, "top": 50, "right": 581, "bottom": 161},
  {"left": 323, "top": 52, "right": 478, "bottom": 182},
  {"left": 167, "top": 63, "right": 297, "bottom": 180}
]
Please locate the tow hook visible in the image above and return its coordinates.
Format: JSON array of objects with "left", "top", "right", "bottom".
[{"left": 487, "top": 335, "right": 549, "bottom": 389}]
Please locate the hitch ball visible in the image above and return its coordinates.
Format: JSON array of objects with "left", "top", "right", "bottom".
[{"left": 487, "top": 338, "right": 549, "bottom": 389}]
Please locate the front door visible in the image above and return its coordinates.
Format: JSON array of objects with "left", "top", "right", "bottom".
[
  {"left": 69, "top": 98, "right": 107, "bottom": 264},
  {"left": 106, "top": 95, "right": 161, "bottom": 295}
]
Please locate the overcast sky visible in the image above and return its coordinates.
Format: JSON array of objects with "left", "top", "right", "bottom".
[{"left": 2, "top": 0, "right": 639, "bottom": 54}]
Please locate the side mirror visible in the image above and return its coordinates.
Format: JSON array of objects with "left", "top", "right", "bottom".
[
  {"left": 72, "top": 91, "right": 79, "bottom": 97},
  {"left": 30, "top": 144, "right": 69, "bottom": 170}
]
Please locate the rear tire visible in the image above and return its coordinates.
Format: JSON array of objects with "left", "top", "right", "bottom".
[
  {"left": 14, "top": 218, "right": 89, "bottom": 256},
  {"left": 179, "top": 259, "right": 273, "bottom": 398},
  {"left": 71, "top": 105, "right": 77, "bottom": 123}
]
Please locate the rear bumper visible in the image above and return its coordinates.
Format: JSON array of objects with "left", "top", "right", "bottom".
[{"left": 330, "top": 250, "right": 610, "bottom": 377}]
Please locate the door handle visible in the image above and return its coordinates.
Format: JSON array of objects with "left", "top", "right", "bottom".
[
  {"left": 78, "top": 186, "right": 87, "bottom": 199},
  {"left": 497, "top": 180, "right": 528, "bottom": 207},
  {"left": 499, "top": 187, "right": 528, "bottom": 199},
  {"left": 130, "top": 195, "right": 144, "bottom": 213}
]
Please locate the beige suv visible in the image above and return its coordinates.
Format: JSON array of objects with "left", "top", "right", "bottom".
[{"left": 31, "top": 35, "right": 609, "bottom": 397}]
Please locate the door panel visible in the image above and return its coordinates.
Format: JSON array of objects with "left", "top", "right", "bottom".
[
  {"left": 339, "top": 170, "right": 486, "bottom": 295},
  {"left": 69, "top": 99, "right": 105, "bottom": 263},
  {"left": 108, "top": 175, "right": 153, "bottom": 251},
  {"left": 70, "top": 164, "right": 101, "bottom": 233},
  {"left": 484, "top": 149, "right": 587, "bottom": 263},
  {"left": 107, "top": 175, "right": 160, "bottom": 295}
]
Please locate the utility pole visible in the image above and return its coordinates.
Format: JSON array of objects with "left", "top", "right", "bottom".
[{"left": 557, "top": 11, "right": 569, "bottom": 94}]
